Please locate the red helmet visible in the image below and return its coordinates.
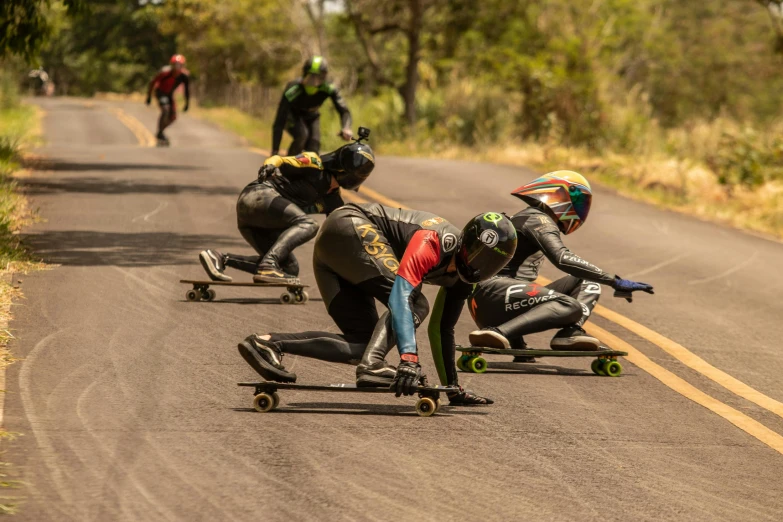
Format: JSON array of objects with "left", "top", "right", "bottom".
[{"left": 170, "top": 54, "right": 186, "bottom": 65}]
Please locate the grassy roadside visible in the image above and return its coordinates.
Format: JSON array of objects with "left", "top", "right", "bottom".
[
  {"left": 193, "top": 104, "right": 783, "bottom": 241},
  {"left": 0, "top": 85, "right": 47, "bottom": 514}
]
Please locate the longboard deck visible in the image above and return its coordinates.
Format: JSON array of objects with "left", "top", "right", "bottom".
[
  {"left": 180, "top": 279, "right": 308, "bottom": 289},
  {"left": 238, "top": 382, "right": 458, "bottom": 394},
  {"left": 456, "top": 345, "right": 627, "bottom": 357}
]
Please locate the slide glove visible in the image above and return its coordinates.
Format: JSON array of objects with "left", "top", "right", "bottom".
[
  {"left": 183, "top": 102, "right": 189, "bottom": 112},
  {"left": 257, "top": 164, "right": 281, "bottom": 183},
  {"left": 613, "top": 276, "right": 654, "bottom": 303},
  {"left": 145, "top": 97, "right": 151, "bottom": 106},
  {"left": 391, "top": 354, "right": 421, "bottom": 397},
  {"left": 447, "top": 386, "right": 494, "bottom": 405}
]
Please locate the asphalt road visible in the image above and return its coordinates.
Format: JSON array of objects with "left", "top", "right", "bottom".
[{"left": 3, "top": 97, "right": 783, "bottom": 521}]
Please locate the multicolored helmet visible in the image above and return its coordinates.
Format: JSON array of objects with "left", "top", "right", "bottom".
[{"left": 510, "top": 171, "right": 592, "bottom": 235}]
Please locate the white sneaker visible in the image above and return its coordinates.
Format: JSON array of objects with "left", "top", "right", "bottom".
[{"left": 468, "top": 329, "right": 511, "bottom": 349}]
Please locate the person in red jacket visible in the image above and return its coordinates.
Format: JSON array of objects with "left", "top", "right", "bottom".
[{"left": 146, "top": 54, "right": 190, "bottom": 145}]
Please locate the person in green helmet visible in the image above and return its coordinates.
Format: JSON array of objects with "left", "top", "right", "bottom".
[{"left": 271, "top": 56, "right": 353, "bottom": 156}]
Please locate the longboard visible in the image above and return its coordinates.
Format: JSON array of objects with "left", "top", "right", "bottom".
[
  {"left": 238, "top": 381, "right": 460, "bottom": 417},
  {"left": 179, "top": 279, "right": 309, "bottom": 304},
  {"left": 456, "top": 345, "right": 628, "bottom": 377}
]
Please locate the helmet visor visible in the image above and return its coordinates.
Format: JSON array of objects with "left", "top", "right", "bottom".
[
  {"left": 455, "top": 242, "right": 511, "bottom": 284},
  {"left": 568, "top": 185, "right": 592, "bottom": 222}
]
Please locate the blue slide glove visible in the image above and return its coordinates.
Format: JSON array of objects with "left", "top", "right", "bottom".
[{"left": 613, "top": 276, "right": 654, "bottom": 302}]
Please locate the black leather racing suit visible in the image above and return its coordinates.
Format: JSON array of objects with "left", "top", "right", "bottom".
[
  {"left": 271, "top": 80, "right": 352, "bottom": 155},
  {"left": 223, "top": 152, "right": 344, "bottom": 276},
  {"left": 469, "top": 207, "right": 616, "bottom": 345},
  {"left": 267, "top": 203, "right": 473, "bottom": 387}
]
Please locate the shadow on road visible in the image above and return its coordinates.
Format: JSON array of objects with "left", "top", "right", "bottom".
[
  {"left": 202, "top": 297, "right": 324, "bottom": 305},
  {"left": 233, "top": 404, "right": 489, "bottom": 417},
  {"left": 38, "top": 160, "right": 205, "bottom": 172},
  {"left": 21, "top": 176, "right": 238, "bottom": 196},
  {"left": 24, "top": 230, "right": 246, "bottom": 267}
]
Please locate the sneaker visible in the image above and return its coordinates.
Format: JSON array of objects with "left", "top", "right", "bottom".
[
  {"left": 237, "top": 334, "right": 297, "bottom": 383},
  {"left": 253, "top": 264, "right": 300, "bottom": 284},
  {"left": 199, "top": 250, "right": 232, "bottom": 282},
  {"left": 512, "top": 355, "right": 537, "bottom": 363},
  {"left": 356, "top": 361, "right": 397, "bottom": 387},
  {"left": 468, "top": 328, "right": 511, "bottom": 350},
  {"left": 550, "top": 325, "right": 601, "bottom": 351}
]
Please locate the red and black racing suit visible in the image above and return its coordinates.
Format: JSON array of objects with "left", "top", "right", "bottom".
[
  {"left": 148, "top": 65, "right": 190, "bottom": 123},
  {"left": 469, "top": 207, "right": 617, "bottom": 346},
  {"left": 222, "top": 152, "right": 344, "bottom": 276},
  {"left": 271, "top": 79, "right": 351, "bottom": 155},
  {"left": 267, "top": 203, "right": 472, "bottom": 387}
]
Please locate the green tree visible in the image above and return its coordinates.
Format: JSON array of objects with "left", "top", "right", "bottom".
[{"left": 1, "top": 0, "right": 81, "bottom": 60}]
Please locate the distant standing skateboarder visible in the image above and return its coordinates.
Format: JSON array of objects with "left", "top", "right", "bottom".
[
  {"left": 271, "top": 56, "right": 352, "bottom": 156},
  {"left": 146, "top": 54, "right": 190, "bottom": 145}
]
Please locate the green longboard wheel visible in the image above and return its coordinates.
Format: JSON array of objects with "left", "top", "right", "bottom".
[
  {"left": 253, "top": 392, "right": 275, "bottom": 412},
  {"left": 604, "top": 360, "right": 622, "bottom": 377},
  {"left": 469, "top": 356, "right": 487, "bottom": 374},
  {"left": 591, "top": 358, "right": 604, "bottom": 376},
  {"left": 415, "top": 397, "right": 437, "bottom": 417},
  {"left": 457, "top": 355, "right": 469, "bottom": 372}
]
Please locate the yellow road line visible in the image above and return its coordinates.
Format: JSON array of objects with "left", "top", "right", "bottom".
[
  {"left": 358, "top": 186, "right": 409, "bottom": 209},
  {"left": 108, "top": 108, "right": 156, "bottom": 147},
  {"left": 536, "top": 275, "right": 783, "bottom": 420},
  {"left": 593, "top": 303, "right": 783, "bottom": 418},
  {"left": 342, "top": 190, "right": 370, "bottom": 204},
  {"left": 584, "top": 322, "right": 783, "bottom": 454}
]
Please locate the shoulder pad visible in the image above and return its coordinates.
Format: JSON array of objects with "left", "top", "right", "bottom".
[
  {"left": 284, "top": 84, "right": 303, "bottom": 101},
  {"left": 295, "top": 152, "right": 324, "bottom": 169}
]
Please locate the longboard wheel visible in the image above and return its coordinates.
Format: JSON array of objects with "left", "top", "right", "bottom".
[
  {"left": 293, "top": 291, "right": 308, "bottom": 304},
  {"left": 415, "top": 397, "right": 437, "bottom": 417},
  {"left": 468, "top": 356, "right": 487, "bottom": 374},
  {"left": 591, "top": 359, "right": 605, "bottom": 376},
  {"left": 206, "top": 289, "right": 216, "bottom": 301},
  {"left": 280, "top": 292, "right": 292, "bottom": 304},
  {"left": 272, "top": 392, "right": 280, "bottom": 409},
  {"left": 434, "top": 398, "right": 442, "bottom": 413},
  {"left": 185, "top": 289, "right": 199, "bottom": 302},
  {"left": 604, "top": 360, "right": 622, "bottom": 377},
  {"left": 253, "top": 392, "right": 276, "bottom": 413},
  {"left": 456, "top": 355, "right": 469, "bottom": 372}
]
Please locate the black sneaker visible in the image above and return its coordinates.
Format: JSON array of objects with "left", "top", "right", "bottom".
[
  {"left": 356, "top": 361, "right": 397, "bottom": 387},
  {"left": 468, "top": 328, "right": 511, "bottom": 350},
  {"left": 199, "top": 249, "right": 232, "bottom": 282},
  {"left": 550, "top": 325, "right": 601, "bottom": 351},
  {"left": 253, "top": 264, "right": 300, "bottom": 285},
  {"left": 238, "top": 334, "right": 296, "bottom": 383},
  {"left": 510, "top": 337, "right": 535, "bottom": 362}
]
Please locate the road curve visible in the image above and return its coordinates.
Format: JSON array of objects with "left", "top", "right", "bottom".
[{"left": 3, "top": 97, "right": 783, "bottom": 521}]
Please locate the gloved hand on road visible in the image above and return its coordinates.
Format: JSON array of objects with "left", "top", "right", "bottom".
[
  {"left": 613, "top": 276, "right": 654, "bottom": 302},
  {"left": 391, "top": 355, "right": 421, "bottom": 397},
  {"left": 145, "top": 97, "right": 151, "bottom": 106},
  {"left": 183, "top": 103, "right": 189, "bottom": 112},
  {"left": 447, "top": 386, "right": 494, "bottom": 405},
  {"left": 257, "top": 164, "right": 281, "bottom": 183}
]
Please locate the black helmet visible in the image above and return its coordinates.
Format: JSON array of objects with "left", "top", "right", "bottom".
[
  {"left": 454, "top": 212, "right": 517, "bottom": 283},
  {"left": 302, "top": 56, "right": 329, "bottom": 76},
  {"left": 326, "top": 134, "right": 375, "bottom": 190}
]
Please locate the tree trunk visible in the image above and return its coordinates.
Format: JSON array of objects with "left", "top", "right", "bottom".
[{"left": 402, "top": 0, "right": 423, "bottom": 129}]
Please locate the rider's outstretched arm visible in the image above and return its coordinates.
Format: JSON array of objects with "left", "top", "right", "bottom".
[{"left": 329, "top": 86, "right": 352, "bottom": 131}]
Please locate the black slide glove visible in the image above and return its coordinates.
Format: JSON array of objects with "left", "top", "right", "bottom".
[
  {"left": 145, "top": 96, "right": 151, "bottom": 106},
  {"left": 447, "top": 386, "right": 494, "bottom": 405},
  {"left": 613, "top": 276, "right": 654, "bottom": 302},
  {"left": 183, "top": 102, "right": 189, "bottom": 112},
  {"left": 257, "top": 164, "right": 280, "bottom": 183},
  {"left": 391, "top": 354, "right": 421, "bottom": 397}
]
